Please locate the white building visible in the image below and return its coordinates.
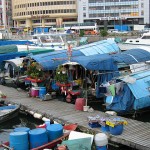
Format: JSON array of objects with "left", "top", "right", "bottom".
[
  {"left": 77, "top": 0, "right": 146, "bottom": 29},
  {"left": 0, "top": 0, "right": 12, "bottom": 28}
]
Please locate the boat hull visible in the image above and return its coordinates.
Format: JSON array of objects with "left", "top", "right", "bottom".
[{"left": 0, "top": 105, "right": 20, "bottom": 124}]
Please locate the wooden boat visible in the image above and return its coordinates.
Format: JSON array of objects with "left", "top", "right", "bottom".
[
  {"left": 0, "top": 105, "right": 20, "bottom": 124},
  {"left": 0, "top": 123, "right": 78, "bottom": 150},
  {"left": 0, "top": 133, "right": 69, "bottom": 150}
]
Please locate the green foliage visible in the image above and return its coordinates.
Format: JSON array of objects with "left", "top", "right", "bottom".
[
  {"left": 100, "top": 29, "right": 108, "bottom": 38},
  {"left": 55, "top": 66, "right": 68, "bottom": 83},
  {"left": 25, "top": 62, "right": 43, "bottom": 79},
  {"left": 79, "top": 30, "right": 85, "bottom": 37}
]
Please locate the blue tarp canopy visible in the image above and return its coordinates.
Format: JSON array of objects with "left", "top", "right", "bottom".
[
  {"left": 71, "top": 54, "right": 118, "bottom": 71},
  {"left": 106, "top": 70, "right": 150, "bottom": 113},
  {"left": 0, "top": 40, "right": 33, "bottom": 46},
  {"left": 113, "top": 49, "right": 150, "bottom": 64},
  {"left": 0, "top": 52, "right": 27, "bottom": 63},
  {"left": 73, "top": 39, "right": 120, "bottom": 56},
  {"left": 31, "top": 40, "right": 120, "bottom": 70}
]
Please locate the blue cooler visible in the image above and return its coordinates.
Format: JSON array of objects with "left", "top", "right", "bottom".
[
  {"left": 10, "top": 132, "right": 29, "bottom": 150},
  {"left": 29, "top": 128, "right": 48, "bottom": 149},
  {"left": 109, "top": 124, "right": 123, "bottom": 135},
  {"left": 46, "top": 124, "right": 63, "bottom": 142}
]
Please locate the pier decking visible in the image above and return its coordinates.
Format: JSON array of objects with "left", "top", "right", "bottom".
[{"left": 0, "top": 85, "right": 150, "bottom": 150}]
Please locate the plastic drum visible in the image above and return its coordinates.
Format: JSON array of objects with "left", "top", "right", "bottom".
[
  {"left": 29, "top": 128, "right": 48, "bottom": 149},
  {"left": 46, "top": 124, "right": 63, "bottom": 142},
  {"left": 10, "top": 132, "right": 29, "bottom": 150}
]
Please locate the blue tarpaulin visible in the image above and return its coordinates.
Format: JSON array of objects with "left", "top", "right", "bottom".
[
  {"left": 106, "top": 70, "right": 150, "bottom": 113},
  {"left": 0, "top": 40, "right": 33, "bottom": 46},
  {"left": 72, "top": 54, "right": 118, "bottom": 71},
  {"left": 113, "top": 49, "right": 150, "bottom": 64},
  {"left": 31, "top": 40, "right": 120, "bottom": 70}
]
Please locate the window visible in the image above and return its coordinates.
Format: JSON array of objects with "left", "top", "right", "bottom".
[
  {"left": 83, "top": 7, "right": 86, "bottom": 11},
  {"left": 83, "top": 13, "right": 86, "bottom": 17}
]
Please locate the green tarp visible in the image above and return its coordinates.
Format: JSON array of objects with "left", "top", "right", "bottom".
[{"left": 0, "top": 45, "right": 18, "bottom": 54}]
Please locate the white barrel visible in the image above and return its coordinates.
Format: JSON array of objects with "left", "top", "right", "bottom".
[{"left": 94, "top": 133, "right": 108, "bottom": 147}]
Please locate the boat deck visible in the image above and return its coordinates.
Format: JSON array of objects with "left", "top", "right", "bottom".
[{"left": 0, "top": 85, "right": 150, "bottom": 150}]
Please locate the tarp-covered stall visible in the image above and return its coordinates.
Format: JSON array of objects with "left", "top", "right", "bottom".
[{"left": 106, "top": 70, "right": 150, "bottom": 113}]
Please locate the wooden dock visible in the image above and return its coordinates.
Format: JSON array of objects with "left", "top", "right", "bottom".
[{"left": 0, "top": 85, "right": 150, "bottom": 150}]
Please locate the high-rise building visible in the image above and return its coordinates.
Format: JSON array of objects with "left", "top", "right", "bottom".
[
  {"left": 12, "top": 0, "right": 78, "bottom": 29},
  {"left": 0, "top": 0, "right": 12, "bottom": 28},
  {"left": 77, "top": 0, "right": 145, "bottom": 29},
  {"left": 11, "top": 0, "right": 150, "bottom": 30}
]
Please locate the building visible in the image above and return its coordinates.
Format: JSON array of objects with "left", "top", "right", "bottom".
[
  {"left": 144, "top": 0, "right": 150, "bottom": 26},
  {"left": 0, "top": 0, "right": 12, "bottom": 28},
  {"left": 12, "top": 0, "right": 78, "bottom": 30},
  {"left": 11, "top": 0, "right": 150, "bottom": 30},
  {"left": 77, "top": 0, "right": 145, "bottom": 30}
]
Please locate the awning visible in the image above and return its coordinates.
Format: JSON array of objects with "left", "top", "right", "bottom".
[{"left": 113, "top": 49, "right": 150, "bottom": 64}]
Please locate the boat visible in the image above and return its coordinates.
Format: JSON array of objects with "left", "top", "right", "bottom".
[
  {"left": 118, "top": 31, "right": 150, "bottom": 51},
  {"left": 0, "top": 104, "right": 20, "bottom": 124},
  {"left": 29, "top": 33, "right": 77, "bottom": 51},
  {"left": 0, "top": 123, "right": 78, "bottom": 150}
]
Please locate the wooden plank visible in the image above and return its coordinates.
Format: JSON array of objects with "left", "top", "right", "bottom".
[{"left": 1, "top": 85, "right": 150, "bottom": 150}]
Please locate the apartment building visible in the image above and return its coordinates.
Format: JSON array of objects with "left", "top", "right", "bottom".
[
  {"left": 11, "top": 0, "right": 150, "bottom": 30},
  {"left": 77, "top": 0, "right": 145, "bottom": 29},
  {"left": 12, "top": 0, "right": 78, "bottom": 29},
  {"left": 0, "top": 0, "right": 12, "bottom": 28}
]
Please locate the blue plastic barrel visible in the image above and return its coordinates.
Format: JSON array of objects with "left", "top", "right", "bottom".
[
  {"left": 14, "top": 127, "right": 30, "bottom": 133},
  {"left": 109, "top": 124, "right": 123, "bottom": 135},
  {"left": 9, "top": 132, "right": 29, "bottom": 150},
  {"left": 29, "top": 128, "right": 48, "bottom": 149},
  {"left": 39, "top": 87, "right": 46, "bottom": 99},
  {"left": 46, "top": 124, "right": 63, "bottom": 142}
]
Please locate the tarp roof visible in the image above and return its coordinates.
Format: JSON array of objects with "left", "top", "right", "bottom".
[
  {"left": 113, "top": 49, "right": 150, "bottom": 64},
  {"left": 124, "top": 70, "right": 150, "bottom": 99},
  {"left": 73, "top": 39, "right": 120, "bottom": 56},
  {"left": 4, "top": 58, "right": 24, "bottom": 68},
  {"left": 31, "top": 40, "right": 120, "bottom": 70},
  {"left": 0, "top": 52, "right": 27, "bottom": 63},
  {"left": 71, "top": 54, "right": 118, "bottom": 71}
]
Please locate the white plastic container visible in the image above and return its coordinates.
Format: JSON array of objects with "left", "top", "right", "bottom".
[{"left": 94, "top": 133, "right": 108, "bottom": 147}]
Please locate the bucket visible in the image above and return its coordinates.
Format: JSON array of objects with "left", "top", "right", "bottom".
[
  {"left": 94, "top": 133, "right": 108, "bottom": 147},
  {"left": 39, "top": 87, "right": 46, "bottom": 99},
  {"left": 10, "top": 132, "right": 29, "bottom": 150},
  {"left": 46, "top": 124, "right": 63, "bottom": 142},
  {"left": 96, "top": 146, "right": 107, "bottom": 150},
  {"left": 101, "top": 125, "right": 109, "bottom": 132},
  {"left": 14, "top": 127, "right": 30, "bottom": 133},
  {"left": 31, "top": 87, "right": 39, "bottom": 97},
  {"left": 83, "top": 106, "right": 90, "bottom": 112},
  {"left": 109, "top": 124, "right": 123, "bottom": 135},
  {"left": 75, "top": 98, "right": 86, "bottom": 111},
  {"left": 29, "top": 128, "right": 48, "bottom": 149}
]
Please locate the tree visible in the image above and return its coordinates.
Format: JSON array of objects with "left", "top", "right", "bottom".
[
  {"left": 100, "top": 29, "right": 108, "bottom": 39},
  {"left": 79, "top": 30, "right": 84, "bottom": 37}
]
